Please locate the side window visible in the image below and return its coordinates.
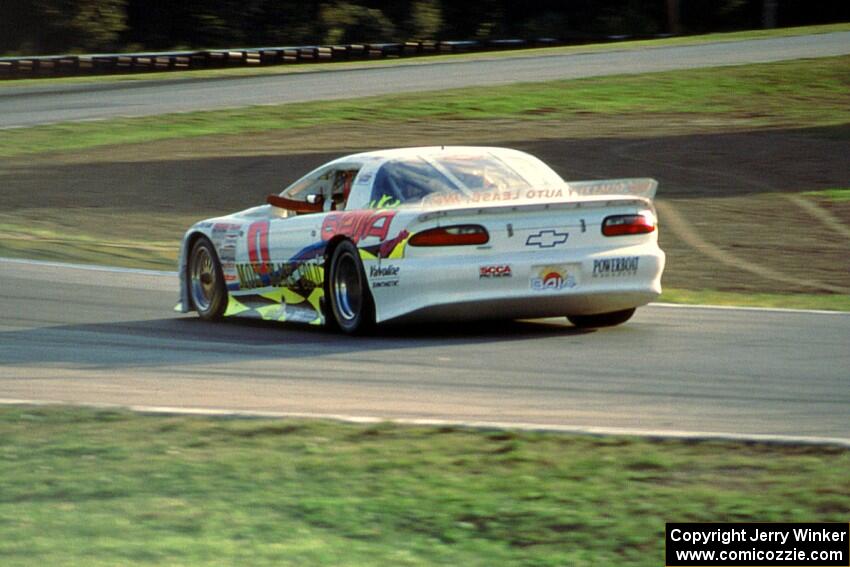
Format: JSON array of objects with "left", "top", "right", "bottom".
[
  {"left": 281, "top": 167, "right": 331, "bottom": 202},
  {"left": 329, "top": 169, "right": 359, "bottom": 211},
  {"left": 279, "top": 164, "right": 360, "bottom": 214}
]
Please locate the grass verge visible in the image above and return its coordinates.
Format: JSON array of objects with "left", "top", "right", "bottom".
[
  {"left": 803, "top": 188, "right": 850, "bottom": 202},
  {"left": 0, "top": 406, "right": 847, "bottom": 567},
  {"left": 658, "top": 288, "right": 850, "bottom": 312},
  {"left": 2, "top": 55, "right": 849, "bottom": 158},
  {"left": 0, "top": 210, "right": 188, "bottom": 270},
  {"left": 3, "top": 23, "right": 848, "bottom": 89}
]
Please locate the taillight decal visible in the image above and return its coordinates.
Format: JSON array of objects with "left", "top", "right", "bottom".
[
  {"left": 409, "top": 225, "right": 490, "bottom": 247},
  {"left": 601, "top": 213, "right": 656, "bottom": 236}
]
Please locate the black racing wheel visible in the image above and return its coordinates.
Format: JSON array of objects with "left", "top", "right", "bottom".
[
  {"left": 189, "top": 237, "right": 227, "bottom": 321},
  {"left": 327, "top": 240, "right": 375, "bottom": 334}
]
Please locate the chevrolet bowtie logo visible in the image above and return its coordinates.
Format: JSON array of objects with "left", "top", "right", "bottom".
[{"left": 525, "top": 229, "right": 569, "bottom": 248}]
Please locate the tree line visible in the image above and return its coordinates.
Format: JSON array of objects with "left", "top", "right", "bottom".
[{"left": 2, "top": 0, "right": 847, "bottom": 56}]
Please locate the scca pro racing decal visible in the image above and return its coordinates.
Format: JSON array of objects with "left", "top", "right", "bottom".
[
  {"left": 479, "top": 265, "right": 512, "bottom": 279},
  {"left": 531, "top": 264, "right": 577, "bottom": 291},
  {"left": 592, "top": 256, "right": 639, "bottom": 278}
]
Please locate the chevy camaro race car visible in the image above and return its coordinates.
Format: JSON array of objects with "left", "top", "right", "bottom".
[{"left": 177, "top": 147, "right": 665, "bottom": 333}]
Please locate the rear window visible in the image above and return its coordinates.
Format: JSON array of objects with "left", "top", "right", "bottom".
[
  {"left": 368, "top": 152, "right": 563, "bottom": 207},
  {"left": 435, "top": 154, "right": 532, "bottom": 193},
  {"left": 369, "top": 157, "right": 456, "bottom": 208}
]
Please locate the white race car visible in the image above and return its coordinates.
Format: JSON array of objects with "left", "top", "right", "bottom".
[{"left": 177, "top": 147, "right": 665, "bottom": 333}]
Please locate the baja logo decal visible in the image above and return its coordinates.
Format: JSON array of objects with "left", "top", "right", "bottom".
[
  {"left": 531, "top": 265, "right": 577, "bottom": 291},
  {"left": 525, "top": 229, "right": 569, "bottom": 249},
  {"left": 592, "top": 257, "right": 639, "bottom": 277},
  {"left": 321, "top": 210, "right": 396, "bottom": 243},
  {"left": 479, "top": 265, "right": 512, "bottom": 278},
  {"left": 246, "top": 221, "right": 271, "bottom": 276}
]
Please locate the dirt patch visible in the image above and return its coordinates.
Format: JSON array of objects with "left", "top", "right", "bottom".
[
  {"left": 1, "top": 123, "right": 848, "bottom": 293},
  {"left": 3, "top": 125, "right": 847, "bottom": 211},
  {"left": 657, "top": 197, "right": 850, "bottom": 293}
]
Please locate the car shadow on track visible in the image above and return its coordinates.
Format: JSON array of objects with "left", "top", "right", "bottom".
[
  {"left": 207, "top": 315, "right": 599, "bottom": 340},
  {"left": 0, "top": 316, "right": 596, "bottom": 368},
  {"left": 175, "top": 315, "right": 595, "bottom": 341}
]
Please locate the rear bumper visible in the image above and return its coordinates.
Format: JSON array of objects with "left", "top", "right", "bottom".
[
  {"left": 386, "top": 289, "right": 660, "bottom": 324},
  {"left": 369, "top": 243, "right": 665, "bottom": 323}
]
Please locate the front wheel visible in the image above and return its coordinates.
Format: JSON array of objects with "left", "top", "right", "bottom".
[
  {"left": 567, "top": 308, "right": 636, "bottom": 329},
  {"left": 189, "top": 237, "right": 227, "bottom": 321},
  {"left": 327, "top": 241, "right": 375, "bottom": 334}
]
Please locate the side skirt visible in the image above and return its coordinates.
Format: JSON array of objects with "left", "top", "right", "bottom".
[{"left": 223, "top": 289, "right": 326, "bottom": 326}]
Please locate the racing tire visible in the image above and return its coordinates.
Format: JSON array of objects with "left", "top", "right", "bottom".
[
  {"left": 327, "top": 240, "right": 375, "bottom": 335},
  {"left": 189, "top": 237, "right": 227, "bottom": 321},
  {"left": 567, "top": 308, "right": 636, "bottom": 329}
]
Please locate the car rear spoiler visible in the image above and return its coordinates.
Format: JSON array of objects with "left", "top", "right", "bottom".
[
  {"left": 417, "top": 194, "right": 652, "bottom": 223},
  {"left": 267, "top": 194, "right": 324, "bottom": 213},
  {"left": 568, "top": 178, "right": 658, "bottom": 200}
]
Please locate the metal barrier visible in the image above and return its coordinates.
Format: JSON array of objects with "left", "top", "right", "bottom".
[{"left": 0, "top": 35, "right": 650, "bottom": 80}]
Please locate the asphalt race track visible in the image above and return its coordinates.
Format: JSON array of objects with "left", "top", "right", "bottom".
[
  {"left": 1, "top": 259, "right": 848, "bottom": 443},
  {"left": 2, "top": 33, "right": 850, "bottom": 443},
  {"left": 2, "top": 32, "right": 850, "bottom": 128}
]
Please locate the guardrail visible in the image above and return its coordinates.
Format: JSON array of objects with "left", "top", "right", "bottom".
[{"left": 0, "top": 35, "right": 666, "bottom": 80}]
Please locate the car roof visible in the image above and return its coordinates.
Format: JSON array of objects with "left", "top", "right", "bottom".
[{"left": 327, "top": 146, "right": 532, "bottom": 166}]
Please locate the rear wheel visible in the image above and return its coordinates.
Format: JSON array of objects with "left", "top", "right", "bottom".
[
  {"left": 327, "top": 241, "right": 374, "bottom": 334},
  {"left": 189, "top": 237, "right": 227, "bottom": 320},
  {"left": 567, "top": 308, "right": 636, "bottom": 329}
]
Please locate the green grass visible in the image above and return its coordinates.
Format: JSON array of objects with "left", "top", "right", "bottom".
[
  {"left": 803, "top": 188, "right": 850, "bottom": 202},
  {"left": 2, "top": 55, "right": 849, "bottom": 158},
  {"left": 0, "top": 406, "right": 847, "bottom": 566},
  {"left": 659, "top": 288, "right": 850, "bottom": 312},
  {"left": 3, "top": 23, "right": 848, "bottom": 89},
  {"left": 0, "top": 210, "right": 188, "bottom": 270}
]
